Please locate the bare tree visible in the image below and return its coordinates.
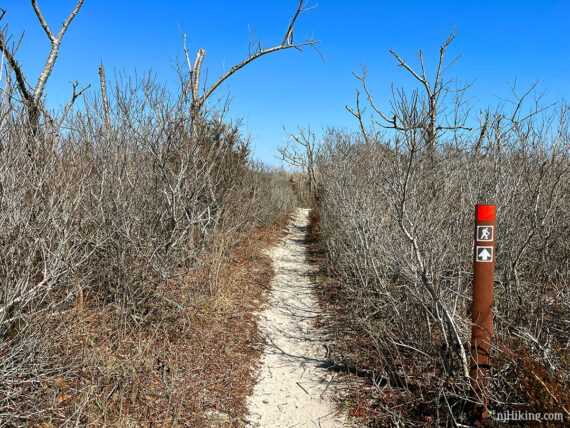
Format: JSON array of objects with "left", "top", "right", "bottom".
[
  {"left": 278, "top": 125, "right": 319, "bottom": 200},
  {"left": 347, "top": 30, "right": 472, "bottom": 157},
  {"left": 0, "top": 0, "right": 88, "bottom": 136}
]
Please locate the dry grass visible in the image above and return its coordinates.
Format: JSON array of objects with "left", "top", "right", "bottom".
[{"left": 19, "top": 214, "right": 290, "bottom": 427}]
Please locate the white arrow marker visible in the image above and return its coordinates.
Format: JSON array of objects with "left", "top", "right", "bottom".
[
  {"left": 479, "top": 249, "right": 491, "bottom": 260},
  {"left": 476, "top": 246, "right": 493, "bottom": 262}
]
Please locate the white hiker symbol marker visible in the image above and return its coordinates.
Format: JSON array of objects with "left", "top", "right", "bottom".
[
  {"left": 476, "top": 246, "right": 493, "bottom": 262},
  {"left": 477, "top": 226, "right": 494, "bottom": 242}
]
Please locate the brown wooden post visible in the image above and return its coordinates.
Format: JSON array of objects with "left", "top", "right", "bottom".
[{"left": 470, "top": 204, "right": 496, "bottom": 424}]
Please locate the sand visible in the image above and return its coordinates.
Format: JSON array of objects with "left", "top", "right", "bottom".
[{"left": 245, "top": 208, "right": 352, "bottom": 427}]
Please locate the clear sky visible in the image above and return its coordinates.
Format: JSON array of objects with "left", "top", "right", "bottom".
[{"left": 2, "top": 1, "right": 569, "bottom": 165}]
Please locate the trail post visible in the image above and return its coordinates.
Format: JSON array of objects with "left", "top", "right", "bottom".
[{"left": 470, "top": 204, "right": 496, "bottom": 424}]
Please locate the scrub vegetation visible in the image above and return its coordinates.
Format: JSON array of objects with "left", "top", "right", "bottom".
[
  {"left": 295, "top": 32, "right": 569, "bottom": 427},
  {"left": 0, "top": 1, "right": 312, "bottom": 425},
  {"left": 1, "top": 1, "right": 568, "bottom": 427}
]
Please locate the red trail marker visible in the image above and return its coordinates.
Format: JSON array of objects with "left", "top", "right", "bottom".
[{"left": 470, "top": 204, "right": 496, "bottom": 424}]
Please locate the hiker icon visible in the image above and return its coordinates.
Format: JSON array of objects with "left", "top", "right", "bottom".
[{"left": 477, "top": 226, "right": 493, "bottom": 242}]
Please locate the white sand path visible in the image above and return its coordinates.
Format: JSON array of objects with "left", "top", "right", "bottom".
[{"left": 246, "top": 209, "right": 352, "bottom": 428}]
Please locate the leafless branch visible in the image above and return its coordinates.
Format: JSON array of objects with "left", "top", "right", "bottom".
[
  {"left": 0, "top": 29, "right": 33, "bottom": 105},
  {"left": 57, "top": 80, "right": 90, "bottom": 129},
  {"left": 182, "top": 0, "right": 319, "bottom": 113},
  {"left": 389, "top": 49, "right": 430, "bottom": 93},
  {"left": 31, "top": 0, "right": 55, "bottom": 42},
  {"left": 31, "top": 0, "right": 84, "bottom": 103},
  {"left": 346, "top": 89, "right": 371, "bottom": 144}
]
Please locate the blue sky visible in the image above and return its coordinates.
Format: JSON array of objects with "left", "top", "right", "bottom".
[{"left": 2, "top": 1, "right": 569, "bottom": 165}]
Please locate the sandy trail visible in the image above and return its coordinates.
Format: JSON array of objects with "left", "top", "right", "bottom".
[{"left": 246, "top": 209, "right": 350, "bottom": 427}]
